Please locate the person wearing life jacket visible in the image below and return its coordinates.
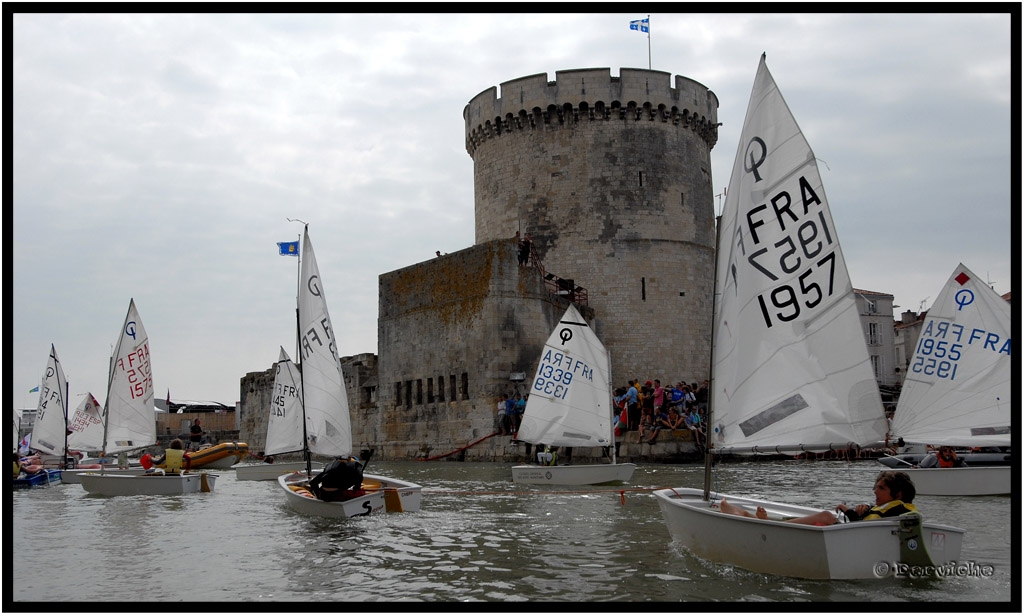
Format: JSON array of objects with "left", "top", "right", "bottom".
[
  {"left": 918, "top": 445, "right": 965, "bottom": 468},
  {"left": 151, "top": 438, "right": 191, "bottom": 474},
  {"left": 838, "top": 471, "right": 919, "bottom": 522},
  {"left": 13, "top": 452, "right": 25, "bottom": 478},
  {"left": 16, "top": 452, "right": 46, "bottom": 477},
  {"left": 536, "top": 446, "right": 557, "bottom": 466},
  {"left": 720, "top": 471, "right": 919, "bottom": 525},
  {"left": 308, "top": 455, "right": 366, "bottom": 502}
]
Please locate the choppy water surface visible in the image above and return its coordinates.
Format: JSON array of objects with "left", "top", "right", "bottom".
[{"left": 11, "top": 460, "right": 1013, "bottom": 606}]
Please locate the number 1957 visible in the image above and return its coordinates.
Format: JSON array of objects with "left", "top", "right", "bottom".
[{"left": 757, "top": 252, "right": 836, "bottom": 328}]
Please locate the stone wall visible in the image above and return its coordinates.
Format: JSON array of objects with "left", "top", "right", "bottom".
[{"left": 374, "top": 239, "right": 570, "bottom": 459}]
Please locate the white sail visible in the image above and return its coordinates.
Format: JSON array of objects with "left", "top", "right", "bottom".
[
  {"left": 67, "top": 392, "right": 105, "bottom": 452},
  {"left": 30, "top": 344, "right": 69, "bottom": 456},
  {"left": 711, "top": 54, "right": 885, "bottom": 452},
  {"left": 101, "top": 299, "right": 157, "bottom": 454},
  {"left": 298, "top": 227, "right": 352, "bottom": 458},
  {"left": 517, "top": 304, "right": 614, "bottom": 448},
  {"left": 265, "top": 347, "right": 306, "bottom": 456},
  {"left": 891, "top": 263, "right": 1011, "bottom": 447}
]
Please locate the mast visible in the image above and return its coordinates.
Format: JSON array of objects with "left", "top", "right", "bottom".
[
  {"left": 63, "top": 376, "right": 70, "bottom": 469},
  {"left": 646, "top": 14, "right": 651, "bottom": 70},
  {"left": 296, "top": 226, "right": 312, "bottom": 477},
  {"left": 607, "top": 340, "right": 617, "bottom": 466},
  {"left": 702, "top": 214, "right": 723, "bottom": 501}
]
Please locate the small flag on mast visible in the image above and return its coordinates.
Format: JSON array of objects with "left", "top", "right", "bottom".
[
  {"left": 278, "top": 241, "right": 299, "bottom": 256},
  {"left": 29, "top": 386, "right": 39, "bottom": 393},
  {"left": 629, "top": 18, "right": 649, "bottom": 33}
]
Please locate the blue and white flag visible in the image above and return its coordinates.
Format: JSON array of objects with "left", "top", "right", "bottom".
[
  {"left": 29, "top": 385, "right": 39, "bottom": 393},
  {"left": 629, "top": 18, "right": 649, "bottom": 33},
  {"left": 278, "top": 241, "right": 300, "bottom": 257}
]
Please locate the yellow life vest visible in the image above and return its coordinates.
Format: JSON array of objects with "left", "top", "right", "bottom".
[
  {"left": 861, "top": 500, "right": 917, "bottom": 521},
  {"left": 163, "top": 449, "right": 187, "bottom": 474}
]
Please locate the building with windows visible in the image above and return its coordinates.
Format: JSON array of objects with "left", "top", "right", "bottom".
[{"left": 853, "top": 289, "right": 898, "bottom": 389}]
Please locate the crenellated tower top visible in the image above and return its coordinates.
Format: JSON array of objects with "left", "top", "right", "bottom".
[{"left": 464, "top": 67, "right": 719, "bottom": 156}]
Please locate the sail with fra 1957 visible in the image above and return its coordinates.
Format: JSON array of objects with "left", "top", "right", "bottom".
[{"left": 653, "top": 54, "right": 965, "bottom": 580}]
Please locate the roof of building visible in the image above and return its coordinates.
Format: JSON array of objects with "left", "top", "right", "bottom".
[{"left": 852, "top": 288, "right": 894, "bottom": 298}]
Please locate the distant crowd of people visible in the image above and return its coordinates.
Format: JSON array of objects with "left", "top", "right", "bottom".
[
  {"left": 492, "top": 378, "right": 710, "bottom": 449},
  {"left": 614, "top": 378, "right": 709, "bottom": 447}
]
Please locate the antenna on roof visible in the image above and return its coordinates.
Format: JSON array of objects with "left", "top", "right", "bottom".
[{"left": 919, "top": 297, "right": 929, "bottom": 311}]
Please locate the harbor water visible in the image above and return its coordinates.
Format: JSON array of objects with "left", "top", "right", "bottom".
[{"left": 10, "top": 460, "right": 1014, "bottom": 606}]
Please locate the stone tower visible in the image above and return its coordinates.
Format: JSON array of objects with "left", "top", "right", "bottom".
[{"left": 464, "top": 68, "right": 720, "bottom": 383}]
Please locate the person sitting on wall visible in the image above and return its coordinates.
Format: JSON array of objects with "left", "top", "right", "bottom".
[{"left": 308, "top": 456, "right": 366, "bottom": 502}]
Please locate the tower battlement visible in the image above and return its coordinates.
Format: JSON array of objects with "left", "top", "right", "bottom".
[{"left": 464, "top": 68, "right": 719, "bottom": 156}]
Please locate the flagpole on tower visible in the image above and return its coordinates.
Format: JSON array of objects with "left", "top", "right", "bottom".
[
  {"left": 629, "top": 16, "right": 652, "bottom": 69},
  {"left": 647, "top": 14, "right": 651, "bottom": 70}
]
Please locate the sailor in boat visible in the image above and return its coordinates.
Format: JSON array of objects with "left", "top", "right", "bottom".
[
  {"left": 308, "top": 456, "right": 366, "bottom": 502},
  {"left": 536, "top": 446, "right": 557, "bottom": 466},
  {"left": 720, "top": 471, "right": 920, "bottom": 526},
  {"left": 15, "top": 452, "right": 47, "bottom": 475},
  {"left": 148, "top": 439, "right": 191, "bottom": 475},
  {"left": 14, "top": 453, "right": 46, "bottom": 478},
  {"left": 916, "top": 446, "right": 966, "bottom": 468}
]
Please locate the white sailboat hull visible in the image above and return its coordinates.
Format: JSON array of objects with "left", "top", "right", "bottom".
[
  {"left": 902, "top": 466, "right": 1011, "bottom": 496},
  {"left": 654, "top": 488, "right": 965, "bottom": 580},
  {"left": 511, "top": 462, "right": 635, "bottom": 485},
  {"left": 232, "top": 461, "right": 324, "bottom": 481},
  {"left": 278, "top": 472, "right": 386, "bottom": 518},
  {"left": 79, "top": 472, "right": 217, "bottom": 496},
  {"left": 61, "top": 467, "right": 148, "bottom": 484}
]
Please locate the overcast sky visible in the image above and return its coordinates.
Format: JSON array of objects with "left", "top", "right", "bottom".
[{"left": 11, "top": 11, "right": 1014, "bottom": 414}]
